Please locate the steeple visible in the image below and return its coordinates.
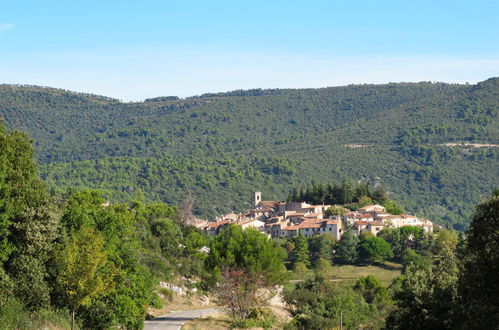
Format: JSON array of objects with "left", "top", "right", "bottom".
[{"left": 254, "top": 191, "right": 261, "bottom": 206}]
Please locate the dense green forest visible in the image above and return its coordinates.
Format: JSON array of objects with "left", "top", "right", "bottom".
[{"left": 0, "top": 78, "right": 498, "bottom": 227}]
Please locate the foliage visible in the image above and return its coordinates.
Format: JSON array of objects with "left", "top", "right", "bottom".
[
  {"left": 336, "top": 228, "right": 359, "bottom": 263},
  {"left": 290, "top": 233, "right": 311, "bottom": 268},
  {"left": 457, "top": 195, "right": 499, "bottom": 329},
  {"left": 359, "top": 236, "right": 394, "bottom": 263},
  {"left": 358, "top": 195, "right": 374, "bottom": 207},
  {"left": 308, "top": 233, "right": 335, "bottom": 264},
  {"left": 354, "top": 275, "right": 392, "bottom": 310},
  {"left": 387, "top": 246, "right": 460, "bottom": 329},
  {"left": 0, "top": 299, "right": 72, "bottom": 330},
  {"left": 383, "top": 199, "right": 404, "bottom": 215},
  {"left": 314, "top": 257, "right": 333, "bottom": 276},
  {"left": 0, "top": 121, "right": 214, "bottom": 328},
  {"left": 292, "top": 261, "right": 308, "bottom": 274},
  {"left": 204, "top": 224, "right": 286, "bottom": 320},
  {"left": 378, "top": 226, "right": 433, "bottom": 259},
  {"left": 230, "top": 307, "right": 279, "bottom": 329},
  {"left": 284, "top": 276, "right": 378, "bottom": 329},
  {"left": 324, "top": 205, "right": 347, "bottom": 217},
  {"left": 401, "top": 248, "right": 430, "bottom": 273},
  {"left": 59, "top": 192, "right": 163, "bottom": 329},
  {"left": 433, "top": 228, "right": 458, "bottom": 256},
  {"left": 55, "top": 226, "right": 113, "bottom": 328},
  {"left": 0, "top": 125, "right": 47, "bottom": 263}
]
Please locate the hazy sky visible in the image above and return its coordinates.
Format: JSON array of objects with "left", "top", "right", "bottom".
[{"left": 1, "top": 0, "right": 498, "bottom": 101}]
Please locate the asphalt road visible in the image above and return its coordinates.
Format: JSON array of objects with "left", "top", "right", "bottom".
[{"left": 144, "top": 307, "right": 220, "bottom": 330}]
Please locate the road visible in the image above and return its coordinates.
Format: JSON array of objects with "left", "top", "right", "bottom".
[{"left": 144, "top": 307, "right": 220, "bottom": 330}]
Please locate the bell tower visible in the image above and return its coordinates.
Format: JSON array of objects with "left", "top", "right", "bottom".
[{"left": 254, "top": 191, "right": 261, "bottom": 206}]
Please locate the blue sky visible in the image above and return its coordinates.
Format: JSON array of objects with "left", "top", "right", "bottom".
[{"left": 1, "top": 0, "right": 498, "bottom": 101}]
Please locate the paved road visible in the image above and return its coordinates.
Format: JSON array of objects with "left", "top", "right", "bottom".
[{"left": 144, "top": 308, "right": 220, "bottom": 330}]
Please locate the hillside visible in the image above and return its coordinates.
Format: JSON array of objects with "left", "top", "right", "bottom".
[{"left": 1, "top": 79, "right": 498, "bottom": 227}]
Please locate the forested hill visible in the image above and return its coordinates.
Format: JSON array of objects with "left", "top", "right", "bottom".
[{"left": 1, "top": 79, "right": 498, "bottom": 227}]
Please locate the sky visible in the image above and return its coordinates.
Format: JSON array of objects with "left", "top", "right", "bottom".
[{"left": 1, "top": 0, "right": 499, "bottom": 101}]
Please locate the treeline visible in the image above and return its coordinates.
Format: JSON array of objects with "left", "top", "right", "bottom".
[
  {"left": 288, "top": 180, "right": 387, "bottom": 205},
  {"left": 0, "top": 123, "right": 209, "bottom": 328}
]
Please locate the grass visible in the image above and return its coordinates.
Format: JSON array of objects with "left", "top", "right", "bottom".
[{"left": 289, "top": 261, "right": 402, "bottom": 286}]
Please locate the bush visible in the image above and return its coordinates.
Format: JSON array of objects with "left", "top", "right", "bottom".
[
  {"left": 293, "top": 261, "right": 308, "bottom": 274},
  {"left": 0, "top": 299, "right": 71, "bottom": 330},
  {"left": 230, "top": 307, "right": 279, "bottom": 329},
  {"left": 314, "top": 258, "right": 333, "bottom": 276},
  {"left": 0, "top": 268, "right": 14, "bottom": 309},
  {"left": 0, "top": 299, "right": 30, "bottom": 329}
]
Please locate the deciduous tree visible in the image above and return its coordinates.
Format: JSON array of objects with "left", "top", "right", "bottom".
[{"left": 56, "top": 226, "right": 114, "bottom": 330}]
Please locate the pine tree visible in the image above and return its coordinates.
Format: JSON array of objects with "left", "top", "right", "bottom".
[
  {"left": 292, "top": 233, "right": 311, "bottom": 268},
  {"left": 337, "top": 228, "right": 359, "bottom": 263}
]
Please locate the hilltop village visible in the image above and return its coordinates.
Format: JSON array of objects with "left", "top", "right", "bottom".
[{"left": 203, "top": 192, "right": 433, "bottom": 239}]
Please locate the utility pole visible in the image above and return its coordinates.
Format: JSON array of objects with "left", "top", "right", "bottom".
[{"left": 340, "top": 310, "right": 343, "bottom": 330}]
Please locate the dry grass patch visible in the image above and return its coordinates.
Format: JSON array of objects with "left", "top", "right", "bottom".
[{"left": 181, "top": 311, "right": 231, "bottom": 330}]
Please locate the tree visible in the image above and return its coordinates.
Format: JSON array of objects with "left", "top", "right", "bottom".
[
  {"left": 379, "top": 226, "right": 429, "bottom": 259},
  {"left": 314, "top": 257, "right": 333, "bottom": 276},
  {"left": 56, "top": 226, "right": 114, "bottom": 330},
  {"left": 324, "top": 205, "right": 347, "bottom": 218},
  {"left": 339, "top": 180, "right": 355, "bottom": 204},
  {"left": 387, "top": 245, "right": 459, "bottom": 329},
  {"left": 354, "top": 275, "right": 392, "bottom": 310},
  {"left": 0, "top": 123, "right": 62, "bottom": 312},
  {"left": 291, "top": 233, "right": 311, "bottom": 268},
  {"left": 458, "top": 195, "right": 499, "bottom": 329},
  {"left": 359, "top": 236, "right": 393, "bottom": 263},
  {"left": 372, "top": 185, "right": 388, "bottom": 204},
  {"left": 284, "top": 276, "right": 375, "bottom": 329},
  {"left": 336, "top": 228, "right": 359, "bottom": 263},
  {"left": 383, "top": 200, "right": 404, "bottom": 215},
  {"left": 433, "top": 229, "right": 458, "bottom": 256},
  {"left": 309, "top": 233, "right": 335, "bottom": 265},
  {"left": 401, "top": 248, "right": 430, "bottom": 273},
  {"left": 61, "top": 191, "right": 158, "bottom": 329},
  {"left": 0, "top": 125, "right": 47, "bottom": 264},
  {"left": 358, "top": 196, "right": 374, "bottom": 207},
  {"left": 204, "top": 225, "right": 286, "bottom": 321},
  {"left": 293, "top": 261, "right": 308, "bottom": 275}
]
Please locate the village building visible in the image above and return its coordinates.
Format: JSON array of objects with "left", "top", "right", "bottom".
[{"left": 204, "top": 192, "right": 433, "bottom": 238}]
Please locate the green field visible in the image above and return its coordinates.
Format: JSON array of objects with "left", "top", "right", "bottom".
[{"left": 289, "top": 262, "right": 402, "bottom": 286}]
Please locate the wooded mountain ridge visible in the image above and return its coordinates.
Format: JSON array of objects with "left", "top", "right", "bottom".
[{"left": 0, "top": 78, "right": 498, "bottom": 228}]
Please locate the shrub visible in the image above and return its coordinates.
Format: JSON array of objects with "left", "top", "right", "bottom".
[{"left": 230, "top": 307, "right": 279, "bottom": 329}]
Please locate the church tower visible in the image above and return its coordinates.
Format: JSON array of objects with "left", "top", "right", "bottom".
[{"left": 254, "top": 191, "right": 261, "bottom": 206}]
